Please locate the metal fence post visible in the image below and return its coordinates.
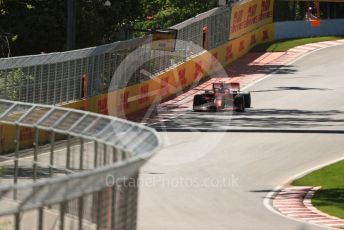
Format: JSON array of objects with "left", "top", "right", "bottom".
[
  {"left": 14, "top": 124, "right": 20, "bottom": 200},
  {"left": 111, "top": 184, "right": 117, "bottom": 230},
  {"left": 103, "top": 143, "right": 107, "bottom": 165},
  {"left": 80, "top": 137, "right": 84, "bottom": 170},
  {"left": 53, "top": 63, "right": 58, "bottom": 104},
  {"left": 38, "top": 207, "right": 44, "bottom": 230},
  {"left": 66, "top": 134, "right": 71, "bottom": 169},
  {"left": 15, "top": 212, "right": 20, "bottom": 230},
  {"left": 94, "top": 141, "right": 98, "bottom": 168},
  {"left": 45, "top": 64, "right": 51, "bottom": 104},
  {"left": 39, "top": 65, "right": 44, "bottom": 104},
  {"left": 60, "top": 201, "right": 66, "bottom": 230},
  {"left": 49, "top": 130, "right": 55, "bottom": 178},
  {"left": 78, "top": 197, "right": 83, "bottom": 230},
  {"left": 33, "top": 127, "right": 39, "bottom": 180}
]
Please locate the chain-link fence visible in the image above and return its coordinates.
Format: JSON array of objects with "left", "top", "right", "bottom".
[
  {"left": 0, "top": 99, "right": 161, "bottom": 230},
  {"left": 0, "top": 6, "right": 230, "bottom": 105}
]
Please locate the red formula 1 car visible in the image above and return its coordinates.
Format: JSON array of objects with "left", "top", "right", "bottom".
[{"left": 193, "top": 82, "right": 251, "bottom": 112}]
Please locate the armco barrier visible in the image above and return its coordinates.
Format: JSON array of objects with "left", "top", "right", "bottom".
[
  {"left": 0, "top": 99, "right": 160, "bottom": 230},
  {"left": 275, "top": 19, "right": 344, "bottom": 40}
]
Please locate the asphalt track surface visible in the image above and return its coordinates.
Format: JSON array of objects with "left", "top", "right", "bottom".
[{"left": 137, "top": 45, "right": 344, "bottom": 230}]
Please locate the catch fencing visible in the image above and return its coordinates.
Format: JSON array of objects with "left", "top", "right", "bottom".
[
  {"left": 0, "top": 7, "right": 230, "bottom": 105},
  {"left": 0, "top": 99, "right": 161, "bottom": 230}
]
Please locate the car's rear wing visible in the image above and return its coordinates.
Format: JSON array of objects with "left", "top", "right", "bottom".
[{"left": 229, "top": 82, "right": 240, "bottom": 91}]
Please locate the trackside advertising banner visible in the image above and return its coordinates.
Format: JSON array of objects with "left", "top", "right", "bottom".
[{"left": 230, "top": 0, "right": 274, "bottom": 40}]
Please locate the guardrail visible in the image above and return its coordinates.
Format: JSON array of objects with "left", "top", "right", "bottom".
[
  {"left": 0, "top": 99, "right": 161, "bottom": 230},
  {"left": 0, "top": 7, "right": 230, "bottom": 105}
]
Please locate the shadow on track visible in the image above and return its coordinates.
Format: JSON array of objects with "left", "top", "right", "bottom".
[
  {"left": 251, "top": 86, "right": 331, "bottom": 93},
  {"left": 149, "top": 108, "right": 344, "bottom": 133}
]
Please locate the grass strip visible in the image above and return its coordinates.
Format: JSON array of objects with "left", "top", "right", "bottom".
[
  {"left": 292, "top": 160, "right": 344, "bottom": 219},
  {"left": 252, "top": 36, "right": 344, "bottom": 52}
]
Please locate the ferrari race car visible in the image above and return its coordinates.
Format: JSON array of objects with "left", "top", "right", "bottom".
[{"left": 193, "top": 82, "right": 251, "bottom": 112}]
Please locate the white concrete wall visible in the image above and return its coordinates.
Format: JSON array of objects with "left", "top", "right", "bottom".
[{"left": 275, "top": 19, "right": 344, "bottom": 40}]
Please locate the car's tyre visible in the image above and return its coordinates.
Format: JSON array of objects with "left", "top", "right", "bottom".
[
  {"left": 242, "top": 92, "right": 251, "bottom": 108},
  {"left": 239, "top": 96, "right": 245, "bottom": 112},
  {"left": 193, "top": 95, "right": 203, "bottom": 110},
  {"left": 234, "top": 95, "right": 245, "bottom": 112}
]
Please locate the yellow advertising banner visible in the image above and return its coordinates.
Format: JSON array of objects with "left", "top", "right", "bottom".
[{"left": 230, "top": 0, "right": 274, "bottom": 40}]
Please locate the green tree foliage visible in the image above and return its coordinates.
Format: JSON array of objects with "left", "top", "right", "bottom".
[
  {"left": 0, "top": 0, "right": 218, "bottom": 57},
  {"left": 0, "top": 0, "right": 66, "bottom": 56},
  {"left": 135, "top": 0, "right": 218, "bottom": 30},
  {"left": 0, "top": 69, "right": 32, "bottom": 100},
  {"left": 274, "top": 1, "right": 344, "bottom": 22},
  {"left": 76, "top": 0, "right": 141, "bottom": 48}
]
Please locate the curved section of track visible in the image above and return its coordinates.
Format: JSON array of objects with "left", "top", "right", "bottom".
[
  {"left": 138, "top": 44, "right": 344, "bottom": 230},
  {"left": 143, "top": 40, "right": 344, "bottom": 133}
]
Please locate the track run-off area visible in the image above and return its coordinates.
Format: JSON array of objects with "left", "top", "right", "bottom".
[{"left": 137, "top": 43, "right": 344, "bottom": 230}]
